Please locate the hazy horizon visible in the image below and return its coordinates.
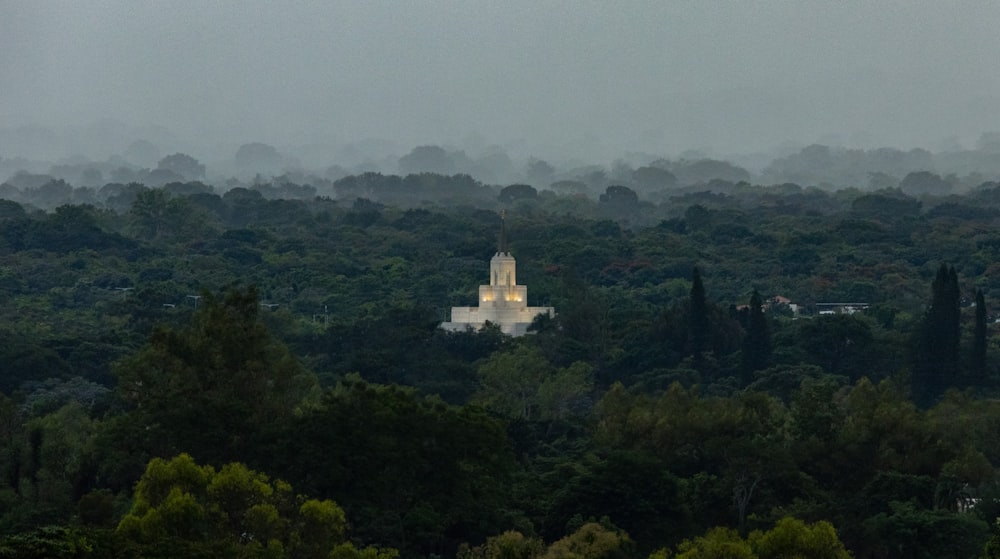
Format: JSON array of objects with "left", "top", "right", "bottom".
[{"left": 3, "top": 1, "right": 1000, "bottom": 166}]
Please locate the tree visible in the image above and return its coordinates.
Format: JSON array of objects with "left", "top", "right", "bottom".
[
  {"left": 671, "top": 527, "right": 754, "bottom": 559},
  {"left": 399, "top": 145, "right": 454, "bottom": 175},
  {"left": 861, "top": 500, "right": 988, "bottom": 559},
  {"left": 114, "top": 286, "right": 316, "bottom": 464},
  {"left": 157, "top": 153, "right": 205, "bottom": 181},
  {"left": 31, "top": 179, "right": 73, "bottom": 210},
  {"left": 900, "top": 171, "right": 951, "bottom": 197},
  {"left": 0, "top": 199, "right": 25, "bottom": 219},
  {"left": 116, "top": 453, "right": 389, "bottom": 559},
  {"left": 525, "top": 158, "right": 555, "bottom": 186},
  {"left": 914, "top": 264, "right": 961, "bottom": 404},
  {"left": 274, "top": 378, "right": 514, "bottom": 557},
  {"left": 971, "top": 289, "right": 987, "bottom": 381},
  {"left": 499, "top": 184, "right": 539, "bottom": 204},
  {"left": 536, "top": 361, "right": 594, "bottom": 421},
  {"left": 124, "top": 139, "right": 160, "bottom": 167},
  {"left": 475, "top": 345, "right": 553, "bottom": 420},
  {"left": 672, "top": 159, "right": 751, "bottom": 185},
  {"left": 543, "top": 451, "right": 684, "bottom": 552},
  {"left": 668, "top": 518, "right": 851, "bottom": 559},
  {"left": 689, "top": 268, "right": 708, "bottom": 361},
  {"left": 235, "top": 142, "right": 283, "bottom": 175},
  {"left": 541, "top": 523, "right": 633, "bottom": 559},
  {"left": 599, "top": 185, "right": 638, "bottom": 207},
  {"left": 632, "top": 166, "right": 677, "bottom": 191},
  {"left": 127, "top": 188, "right": 187, "bottom": 241},
  {"left": 469, "top": 531, "right": 544, "bottom": 559},
  {"left": 747, "top": 517, "right": 851, "bottom": 559},
  {"left": 793, "top": 314, "right": 876, "bottom": 381},
  {"left": 0, "top": 526, "right": 93, "bottom": 559},
  {"left": 741, "top": 290, "right": 771, "bottom": 385}
]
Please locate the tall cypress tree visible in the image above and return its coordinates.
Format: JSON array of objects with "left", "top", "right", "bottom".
[
  {"left": 689, "top": 267, "right": 708, "bottom": 360},
  {"left": 915, "top": 264, "right": 961, "bottom": 403},
  {"left": 742, "top": 289, "right": 771, "bottom": 385},
  {"left": 971, "top": 289, "right": 987, "bottom": 381}
]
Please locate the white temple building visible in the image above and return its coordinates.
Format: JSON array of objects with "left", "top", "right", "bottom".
[{"left": 441, "top": 213, "right": 554, "bottom": 336}]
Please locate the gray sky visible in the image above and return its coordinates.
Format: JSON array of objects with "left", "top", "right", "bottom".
[{"left": 3, "top": 1, "right": 1000, "bottom": 162}]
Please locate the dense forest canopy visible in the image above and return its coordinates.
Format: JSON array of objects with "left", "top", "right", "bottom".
[{"left": 5, "top": 146, "right": 1000, "bottom": 558}]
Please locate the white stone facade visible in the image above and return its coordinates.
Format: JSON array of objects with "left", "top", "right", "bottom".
[{"left": 441, "top": 231, "right": 554, "bottom": 336}]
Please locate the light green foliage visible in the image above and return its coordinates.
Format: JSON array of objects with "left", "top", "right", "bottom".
[
  {"left": 475, "top": 345, "right": 553, "bottom": 420},
  {"left": 0, "top": 403, "right": 102, "bottom": 528},
  {"left": 536, "top": 361, "right": 594, "bottom": 420},
  {"left": 485, "top": 530, "right": 545, "bottom": 559},
  {"left": 673, "top": 527, "right": 754, "bottom": 559},
  {"left": 747, "top": 517, "right": 850, "bottom": 559},
  {"left": 293, "top": 499, "right": 347, "bottom": 558},
  {"left": 329, "top": 542, "right": 401, "bottom": 559},
  {"left": 475, "top": 345, "right": 594, "bottom": 420},
  {"left": 459, "top": 530, "right": 547, "bottom": 559},
  {"left": 670, "top": 518, "right": 850, "bottom": 559},
  {"left": 983, "top": 519, "right": 1000, "bottom": 559},
  {"left": 0, "top": 525, "right": 93, "bottom": 559},
  {"left": 116, "top": 453, "right": 375, "bottom": 559},
  {"left": 541, "top": 523, "right": 633, "bottom": 559}
]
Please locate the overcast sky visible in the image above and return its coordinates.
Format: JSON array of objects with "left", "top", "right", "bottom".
[{"left": 3, "top": 1, "right": 1000, "bottom": 162}]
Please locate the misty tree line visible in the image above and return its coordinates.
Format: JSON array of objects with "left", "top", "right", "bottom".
[{"left": 7, "top": 135, "right": 1000, "bottom": 213}]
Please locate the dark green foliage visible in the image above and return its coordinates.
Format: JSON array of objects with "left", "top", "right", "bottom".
[
  {"left": 498, "top": 184, "right": 538, "bottom": 204},
  {"left": 861, "top": 501, "right": 988, "bottom": 559},
  {"left": 270, "top": 378, "right": 514, "bottom": 557},
  {"left": 0, "top": 332, "right": 72, "bottom": 394},
  {"left": 543, "top": 451, "right": 686, "bottom": 554},
  {"left": 689, "top": 268, "right": 708, "bottom": 361},
  {"left": 5, "top": 176, "right": 1000, "bottom": 558},
  {"left": 972, "top": 289, "right": 987, "bottom": 380},
  {"left": 788, "top": 314, "right": 877, "bottom": 381},
  {"left": 741, "top": 290, "right": 770, "bottom": 384},
  {"left": 599, "top": 185, "right": 638, "bottom": 207},
  {"left": 113, "top": 285, "right": 316, "bottom": 464},
  {"left": 851, "top": 192, "right": 921, "bottom": 219},
  {"left": 0, "top": 526, "right": 92, "bottom": 559},
  {"left": 913, "top": 264, "right": 961, "bottom": 404}
]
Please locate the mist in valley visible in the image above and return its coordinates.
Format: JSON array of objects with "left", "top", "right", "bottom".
[{"left": 3, "top": 2, "right": 1000, "bottom": 195}]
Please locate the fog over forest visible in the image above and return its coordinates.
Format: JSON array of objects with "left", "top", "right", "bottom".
[
  {"left": 15, "top": 4, "right": 1000, "bottom": 558},
  {"left": 3, "top": 1, "right": 1000, "bottom": 175}
]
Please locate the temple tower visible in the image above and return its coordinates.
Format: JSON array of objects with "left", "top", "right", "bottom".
[{"left": 442, "top": 212, "right": 554, "bottom": 336}]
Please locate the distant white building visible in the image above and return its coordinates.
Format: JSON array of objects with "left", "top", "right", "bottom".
[
  {"left": 816, "top": 302, "right": 869, "bottom": 315},
  {"left": 441, "top": 213, "right": 555, "bottom": 336}
]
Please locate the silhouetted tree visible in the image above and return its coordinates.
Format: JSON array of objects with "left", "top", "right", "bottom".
[
  {"left": 235, "top": 142, "right": 283, "bottom": 174},
  {"left": 599, "top": 185, "right": 638, "bottom": 206},
  {"left": 689, "top": 267, "right": 708, "bottom": 361},
  {"left": 900, "top": 171, "right": 951, "bottom": 196},
  {"left": 157, "top": 153, "right": 205, "bottom": 180},
  {"left": 914, "top": 264, "right": 961, "bottom": 404},
  {"left": 971, "top": 289, "right": 987, "bottom": 382},
  {"left": 741, "top": 289, "right": 770, "bottom": 385},
  {"left": 498, "top": 183, "right": 538, "bottom": 204},
  {"left": 632, "top": 166, "right": 677, "bottom": 191},
  {"left": 398, "top": 145, "right": 454, "bottom": 175}
]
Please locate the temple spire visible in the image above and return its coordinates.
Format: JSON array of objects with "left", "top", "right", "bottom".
[{"left": 498, "top": 209, "right": 509, "bottom": 254}]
